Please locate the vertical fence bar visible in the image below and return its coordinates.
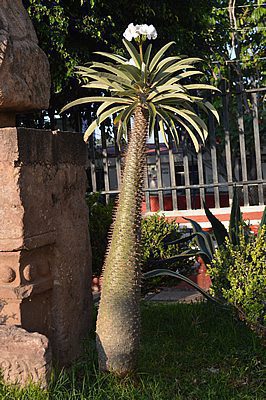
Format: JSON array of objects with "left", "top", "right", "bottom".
[
  {"left": 183, "top": 143, "right": 191, "bottom": 209},
  {"left": 62, "top": 114, "right": 68, "bottom": 131},
  {"left": 77, "top": 110, "right": 82, "bottom": 133},
  {"left": 101, "top": 124, "right": 110, "bottom": 204},
  {"left": 143, "top": 159, "right": 151, "bottom": 212},
  {"left": 197, "top": 149, "right": 205, "bottom": 208},
  {"left": 89, "top": 135, "right": 97, "bottom": 192},
  {"left": 251, "top": 92, "right": 264, "bottom": 205},
  {"left": 168, "top": 138, "right": 178, "bottom": 210},
  {"left": 114, "top": 129, "right": 121, "bottom": 190},
  {"left": 221, "top": 79, "right": 234, "bottom": 202},
  {"left": 209, "top": 113, "right": 220, "bottom": 208},
  {"left": 236, "top": 83, "right": 249, "bottom": 206},
  {"left": 154, "top": 127, "right": 164, "bottom": 211}
]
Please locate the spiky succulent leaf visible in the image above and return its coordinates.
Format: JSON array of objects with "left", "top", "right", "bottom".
[
  {"left": 258, "top": 207, "right": 266, "bottom": 238},
  {"left": 203, "top": 201, "right": 229, "bottom": 246},
  {"left": 259, "top": 206, "right": 266, "bottom": 229},
  {"left": 143, "top": 269, "right": 223, "bottom": 305},
  {"left": 183, "top": 217, "right": 214, "bottom": 263},
  {"left": 229, "top": 187, "right": 241, "bottom": 246}
]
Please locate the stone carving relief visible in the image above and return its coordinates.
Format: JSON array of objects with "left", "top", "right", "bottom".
[
  {"left": 0, "top": 0, "right": 50, "bottom": 125},
  {"left": 0, "top": 244, "right": 53, "bottom": 331}
]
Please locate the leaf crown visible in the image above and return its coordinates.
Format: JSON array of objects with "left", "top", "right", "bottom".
[{"left": 61, "top": 40, "right": 220, "bottom": 151}]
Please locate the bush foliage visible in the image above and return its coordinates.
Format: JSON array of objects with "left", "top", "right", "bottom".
[
  {"left": 141, "top": 214, "right": 193, "bottom": 275},
  {"left": 87, "top": 193, "right": 114, "bottom": 276},
  {"left": 208, "top": 226, "right": 266, "bottom": 327}
]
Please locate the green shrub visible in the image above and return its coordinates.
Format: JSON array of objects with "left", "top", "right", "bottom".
[
  {"left": 86, "top": 193, "right": 114, "bottom": 276},
  {"left": 208, "top": 226, "right": 266, "bottom": 327},
  {"left": 141, "top": 214, "right": 194, "bottom": 275}
]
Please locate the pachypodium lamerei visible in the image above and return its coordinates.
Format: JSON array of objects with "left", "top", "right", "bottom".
[{"left": 62, "top": 22, "right": 219, "bottom": 376}]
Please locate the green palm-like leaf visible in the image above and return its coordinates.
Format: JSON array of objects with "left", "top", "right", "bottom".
[
  {"left": 82, "top": 82, "right": 111, "bottom": 90},
  {"left": 151, "top": 65, "right": 196, "bottom": 86},
  {"left": 116, "top": 101, "right": 138, "bottom": 147},
  {"left": 90, "top": 62, "right": 133, "bottom": 82},
  {"left": 171, "top": 114, "right": 200, "bottom": 152},
  {"left": 156, "top": 56, "right": 182, "bottom": 71},
  {"left": 200, "top": 101, "right": 220, "bottom": 123},
  {"left": 176, "top": 70, "right": 204, "bottom": 80},
  {"left": 94, "top": 51, "right": 128, "bottom": 64},
  {"left": 61, "top": 40, "right": 219, "bottom": 149},
  {"left": 160, "top": 105, "right": 205, "bottom": 144},
  {"left": 153, "top": 93, "right": 193, "bottom": 104},
  {"left": 147, "top": 102, "right": 157, "bottom": 136},
  {"left": 84, "top": 105, "right": 128, "bottom": 141},
  {"left": 122, "top": 39, "right": 141, "bottom": 67},
  {"left": 184, "top": 84, "right": 220, "bottom": 92},
  {"left": 156, "top": 108, "right": 180, "bottom": 147},
  {"left": 61, "top": 97, "right": 132, "bottom": 114},
  {"left": 147, "top": 84, "right": 184, "bottom": 101},
  {"left": 149, "top": 41, "right": 176, "bottom": 71},
  {"left": 144, "top": 44, "right": 152, "bottom": 65}
]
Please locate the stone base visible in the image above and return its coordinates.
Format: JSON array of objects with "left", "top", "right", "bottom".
[{"left": 0, "top": 325, "right": 52, "bottom": 387}]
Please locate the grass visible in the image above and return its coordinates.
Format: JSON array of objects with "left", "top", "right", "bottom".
[{"left": 0, "top": 302, "right": 265, "bottom": 399}]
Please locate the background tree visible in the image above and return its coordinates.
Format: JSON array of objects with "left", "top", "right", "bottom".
[{"left": 189, "top": 0, "right": 266, "bottom": 197}]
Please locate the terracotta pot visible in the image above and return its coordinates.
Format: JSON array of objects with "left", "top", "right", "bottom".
[
  {"left": 92, "top": 276, "right": 103, "bottom": 293},
  {"left": 196, "top": 257, "right": 212, "bottom": 291}
]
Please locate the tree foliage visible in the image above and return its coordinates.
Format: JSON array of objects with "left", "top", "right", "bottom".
[
  {"left": 23, "top": 0, "right": 218, "bottom": 111},
  {"left": 206, "top": 0, "right": 266, "bottom": 87}
]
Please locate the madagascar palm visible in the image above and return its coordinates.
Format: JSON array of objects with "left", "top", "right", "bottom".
[{"left": 62, "top": 29, "right": 219, "bottom": 376}]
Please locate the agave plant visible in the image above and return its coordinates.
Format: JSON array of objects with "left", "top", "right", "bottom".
[
  {"left": 62, "top": 23, "right": 219, "bottom": 376},
  {"left": 152, "top": 187, "right": 266, "bottom": 267}
]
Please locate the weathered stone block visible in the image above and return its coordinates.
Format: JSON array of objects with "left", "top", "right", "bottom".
[
  {"left": 0, "top": 0, "right": 50, "bottom": 126},
  {"left": 0, "top": 128, "right": 92, "bottom": 365},
  {"left": 0, "top": 325, "right": 52, "bottom": 387}
]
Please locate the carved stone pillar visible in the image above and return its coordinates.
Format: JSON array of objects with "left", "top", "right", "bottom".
[
  {"left": 0, "top": 128, "right": 92, "bottom": 365},
  {"left": 0, "top": 1, "right": 92, "bottom": 386}
]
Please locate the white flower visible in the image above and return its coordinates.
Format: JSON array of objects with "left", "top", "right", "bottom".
[
  {"left": 125, "top": 58, "right": 136, "bottom": 66},
  {"left": 138, "top": 24, "right": 149, "bottom": 35},
  {"left": 146, "top": 24, "right": 157, "bottom": 40},
  {"left": 123, "top": 23, "right": 158, "bottom": 41},
  {"left": 123, "top": 23, "right": 139, "bottom": 41},
  {"left": 137, "top": 24, "right": 157, "bottom": 40}
]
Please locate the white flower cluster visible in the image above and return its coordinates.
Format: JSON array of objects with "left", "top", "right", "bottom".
[{"left": 123, "top": 23, "right": 157, "bottom": 41}]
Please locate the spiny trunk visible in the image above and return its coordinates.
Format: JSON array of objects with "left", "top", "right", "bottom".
[{"left": 96, "top": 106, "right": 149, "bottom": 376}]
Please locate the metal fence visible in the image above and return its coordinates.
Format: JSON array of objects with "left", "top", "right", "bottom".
[{"left": 87, "top": 82, "right": 266, "bottom": 213}]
